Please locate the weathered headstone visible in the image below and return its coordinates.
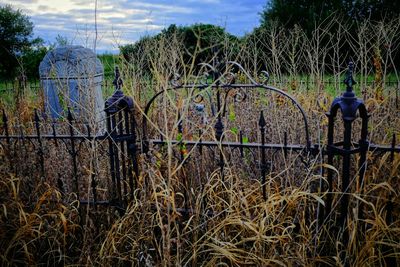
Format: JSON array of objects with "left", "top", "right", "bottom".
[{"left": 39, "top": 45, "right": 105, "bottom": 124}]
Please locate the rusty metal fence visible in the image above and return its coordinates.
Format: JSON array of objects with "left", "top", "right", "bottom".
[{"left": 0, "top": 61, "right": 399, "bottom": 262}]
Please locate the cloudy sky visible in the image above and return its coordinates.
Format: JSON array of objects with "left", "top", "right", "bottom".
[{"left": 3, "top": 0, "right": 266, "bottom": 53}]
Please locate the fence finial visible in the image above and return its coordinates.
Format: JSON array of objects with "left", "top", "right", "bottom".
[
  {"left": 67, "top": 107, "right": 74, "bottom": 122},
  {"left": 105, "top": 66, "right": 133, "bottom": 113},
  {"left": 2, "top": 109, "right": 7, "bottom": 123},
  {"left": 343, "top": 61, "right": 356, "bottom": 98},
  {"left": 258, "top": 110, "right": 266, "bottom": 129},
  {"left": 34, "top": 108, "right": 40, "bottom": 123},
  {"left": 113, "top": 66, "right": 123, "bottom": 91}
]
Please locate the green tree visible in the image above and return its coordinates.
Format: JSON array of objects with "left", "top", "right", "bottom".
[
  {"left": 342, "top": 0, "right": 400, "bottom": 21},
  {"left": 260, "top": 0, "right": 343, "bottom": 35},
  {"left": 20, "top": 41, "right": 47, "bottom": 80},
  {"left": 120, "top": 23, "right": 239, "bottom": 74},
  {"left": 261, "top": 0, "right": 400, "bottom": 33},
  {"left": 0, "top": 5, "right": 41, "bottom": 80}
]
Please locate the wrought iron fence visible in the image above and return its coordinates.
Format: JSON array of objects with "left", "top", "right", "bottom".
[
  {"left": 0, "top": 68, "right": 138, "bottom": 212},
  {"left": 0, "top": 61, "right": 399, "bottom": 261},
  {"left": 1, "top": 76, "right": 398, "bottom": 95}
]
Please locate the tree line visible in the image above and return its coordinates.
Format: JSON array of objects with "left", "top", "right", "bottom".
[{"left": 1, "top": 1, "right": 400, "bottom": 82}]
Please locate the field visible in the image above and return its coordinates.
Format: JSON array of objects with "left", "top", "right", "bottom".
[{"left": 1, "top": 19, "right": 400, "bottom": 266}]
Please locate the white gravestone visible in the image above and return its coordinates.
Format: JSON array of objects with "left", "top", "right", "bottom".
[{"left": 39, "top": 45, "right": 105, "bottom": 124}]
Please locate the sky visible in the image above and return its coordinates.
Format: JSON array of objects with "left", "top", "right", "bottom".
[{"left": 3, "top": 0, "right": 266, "bottom": 53}]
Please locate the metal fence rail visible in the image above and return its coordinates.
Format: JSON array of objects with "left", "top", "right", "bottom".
[{"left": 1, "top": 62, "right": 399, "bottom": 264}]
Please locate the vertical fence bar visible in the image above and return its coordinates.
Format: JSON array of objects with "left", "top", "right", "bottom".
[
  {"left": 324, "top": 113, "right": 335, "bottom": 222},
  {"left": 87, "top": 124, "right": 98, "bottom": 207},
  {"left": 67, "top": 109, "right": 79, "bottom": 200},
  {"left": 390, "top": 133, "right": 396, "bottom": 163},
  {"left": 104, "top": 66, "right": 134, "bottom": 210},
  {"left": 339, "top": 119, "right": 352, "bottom": 248},
  {"left": 17, "top": 125, "right": 26, "bottom": 177},
  {"left": 357, "top": 112, "right": 369, "bottom": 225},
  {"left": 34, "top": 109, "right": 45, "bottom": 178},
  {"left": 57, "top": 176, "right": 65, "bottom": 195},
  {"left": 127, "top": 109, "right": 138, "bottom": 199},
  {"left": 118, "top": 111, "right": 128, "bottom": 203},
  {"left": 111, "top": 112, "right": 122, "bottom": 205},
  {"left": 259, "top": 111, "right": 267, "bottom": 200},
  {"left": 52, "top": 120, "right": 58, "bottom": 147},
  {"left": 2, "top": 110, "right": 12, "bottom": 169},
  {"left": 52, "top": 120, "right": 64, "bottom": 195},
  {"left": 106, "top": 110, "right": 117, "bottom": 203},
  {"left": 215, "top": 89, "right": 225, "bottom": 181}
]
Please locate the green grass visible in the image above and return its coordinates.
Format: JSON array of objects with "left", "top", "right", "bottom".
[
  {"left": 98, "top": 53, "right": 121, "bottom": 79},
  {"left": 0, "top": 58, "right": 398, "bottom": 108}
]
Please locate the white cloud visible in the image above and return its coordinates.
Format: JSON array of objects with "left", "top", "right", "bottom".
[{"left": 2, "top": 0, "right": 263, "bottom": 52}]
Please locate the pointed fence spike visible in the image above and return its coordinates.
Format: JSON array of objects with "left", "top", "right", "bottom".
[
  {"left": 391, "top": 133, "right": 396, "bottom": 162},
  {"left": 52, "top": 120, "right": 58, "bottom": 146},
  {"left": 67, "top": 108, "right": 74, "bottom": 122},
  {"left": 113, "top": 66, "right": 123, "bottom": 90},
  {"left": 344, "top": 61, "right": 356, "bottom": 96},
  {"left": 34, "top": 108, "right": 40, "bottom": 122},
  {"left": 52, "top": 121, "right": 56, "bottom": 136},
  {"left": 2, "top": 109, "right": 7, "bottom": 123},
  {"left": 259, "top": 110, "right": 266, "bottom": 128},
  {"left": 33, "top": 108, "right": 45, "bottom": 178},
  {"left": 86, "top": 123, "right": 91, "bottom": 138},
  {"left": 57, "top": 177, "right": 64, "bottom": 195}
]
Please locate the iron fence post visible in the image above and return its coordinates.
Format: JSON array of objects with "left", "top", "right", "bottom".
[
  {"left": 117, "top": 111, "right": 128, "bottom": 203},
  {"left": 357, "top": 113, "right": 369, "bottom": 225},
  {"left": 215, "top": 88, "right": 225, "bottom": 181},
  {"left": 259, "top": 111, "right": 267, "bottom": 200},
  {"left": 106, "top": 110, "right": 117, "bottom": 204},
  {"left": 111, "top": 113, "right": 122, "bottom": 205},
  {"left": 87, "top": 124, "right": 98, "bottom": 208},
  {"left": 127, "top": 108, "right": 138, "bottom": 200},
  {"left": 324, "top": 113, "right": 335, "bottom": 222},
  {"left": 105, "top": 66, "right": 135, "bottom": 210},
  {"left": 67, "top": 108, "right": 79, "bottom": 200},
  {"left": 323, "top": 62, "right": 370, "bottom": 265},
  {"left": 2, "top": 110, "right": 12, "bottom": 169},
  {"left": 340, "top": 118, "right": 352, "bottom": 240},
  {"left": 34, "top": 109, "right": 45, "bottom": 179}
]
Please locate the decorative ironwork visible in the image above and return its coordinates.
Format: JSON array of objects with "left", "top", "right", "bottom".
[
  {"left": 321, "top": 62, "right": 371, "bottom": 263},
  {"left": 0, "top": 59, "right": 399, "bottom": 237},
  {"left": 105, "top": 66, "right": 133, "bottom": 112},
  {"left": 142, "top": 58, "right": 312, "bottom": 151}
]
